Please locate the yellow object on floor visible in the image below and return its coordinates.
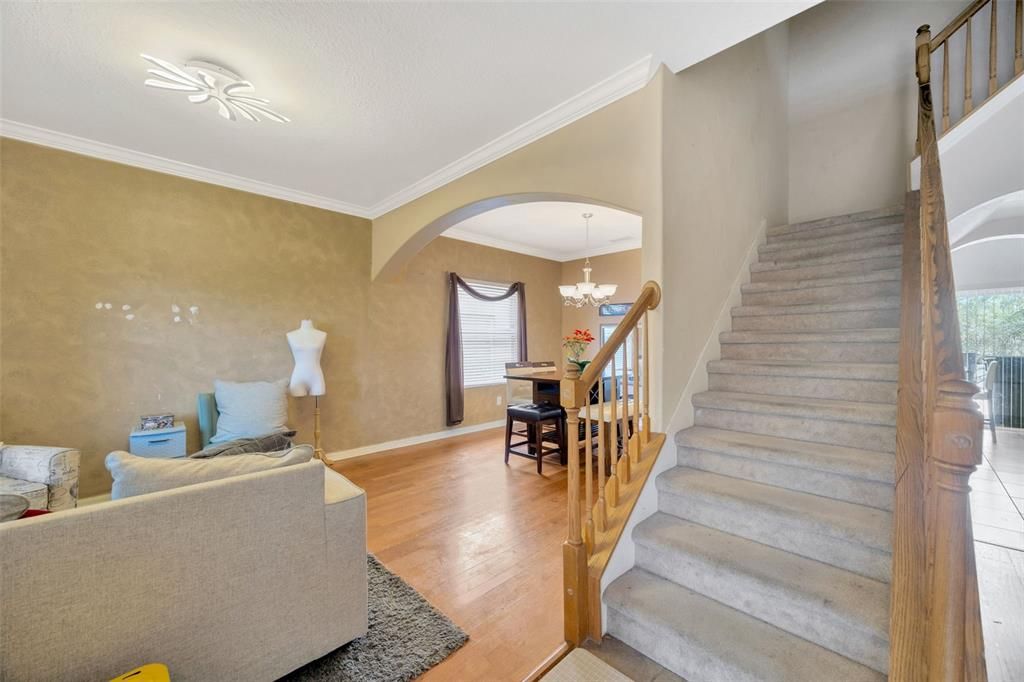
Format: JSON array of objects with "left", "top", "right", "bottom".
[{"left": 110, "top": 663, "right": 170, "bottom": 682}]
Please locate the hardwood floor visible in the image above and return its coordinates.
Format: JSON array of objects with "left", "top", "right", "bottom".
[{"left": 330, "top": 428, "right": 568, "bottom": 681}]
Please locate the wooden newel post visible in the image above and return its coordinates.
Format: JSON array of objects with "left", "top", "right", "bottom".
[
  {"left": 926, "top": 378, "right": 984, "bottom": 682},
  {"left": 561, "top": 368, "right": 588, "bottom": 645},
  {"left": 915, "top": 25, "right": 932, "bottom": 155}
]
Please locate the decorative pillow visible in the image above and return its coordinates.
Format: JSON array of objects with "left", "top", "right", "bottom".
[
  {"left": 105, "top": 445, "right": 314, "bottom": 500},
  {"left": 210, "top": 379, "right": 289, "bottom": 444},
  {"left": 190, "top": 430, "right": 297, "bottom": 459}
]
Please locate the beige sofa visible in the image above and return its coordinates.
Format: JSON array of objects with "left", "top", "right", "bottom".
[{"left": 0, "top": 460, "right": 367, "bottom": 681}]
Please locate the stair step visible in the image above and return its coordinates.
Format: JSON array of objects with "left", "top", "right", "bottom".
[
  {"left": 731, "top": 298, "right": 901, "bottom": 331},
  {"left": 708, "top": 359, "right": 897, "bottom": 403},
  {"left": 750, "top": 255, "right": 902, "bottom": 283},
  {"left": 763, "top": 220, "right": 902, "bottom": 250},
  {"left": 676, "top": 426, "right": 894, "bottom": 509},
  {"left": 758, "top": 232, "right": 903, "bottom": 264},
  {"left": 742, "top": 270, "right": 902, "bottom": 306},
  {"left": 657, "top": 468, "right": 892, "bottom": 581},
  {"left": 693, "top": 390, "right": 896, "bottom": 453},
  {"left": 720, "top": 329, "right": 900, "bottom": 362},
  {"left": 767, "top": 206, "right": 904, "bottom": 241},
  {"left": 754, "top": 243, "right": 901, "bottom": 271},
  {"left": 634, "top": 513, "right": 890, "bottom": 672},
  {"left": 605, "top": 568, "right": 885, "bottom": 682}
]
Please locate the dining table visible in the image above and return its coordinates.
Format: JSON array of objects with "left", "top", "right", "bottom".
[{"left": 504, "top": 371, "right": 636, "bottom": 456}]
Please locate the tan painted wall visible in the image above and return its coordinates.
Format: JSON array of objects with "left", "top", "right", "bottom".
[
  {"left": 0, "top": 139, "right": 562, "bottom": 496},
  {"left": 787, "top": 0, "right": 962, "bottom": 223},
  {"left": 370, "top": 75, "right": 666, "bottom": 422},
  {"left": 559, "top": 249, "right": 643, "bottom": 362},
  {"left": 661, "top": 24, "right": 790, "bottom": 416}
]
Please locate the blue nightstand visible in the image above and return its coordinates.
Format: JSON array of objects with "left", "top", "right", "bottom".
[{"left": 129, "top": 422, "right": 187, "bottom": 458}]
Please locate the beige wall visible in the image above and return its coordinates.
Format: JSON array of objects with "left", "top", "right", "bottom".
[
  {"left": 661, "top": 24, "right": 790, "bottom": 415},
  {"left": 787, "top": 0, "right": 961, "bottom": 223},
  {"left": 0, "top": 139, "right": 562, "bottom": 496},
  {"left": 369, "top": 75, "right": 666, "bottom": 423},
  {"left": 560, "top": 249, "right": 643, "bottom": 363}
]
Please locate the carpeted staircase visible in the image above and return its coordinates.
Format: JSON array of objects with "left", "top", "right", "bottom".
[{"left": 604, "top": 206, "right": 905, "bottom": 681}]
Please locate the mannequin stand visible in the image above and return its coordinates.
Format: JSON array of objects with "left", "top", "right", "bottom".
[{"left": 314, "top": 395, "right": 324, "bottom": 461}]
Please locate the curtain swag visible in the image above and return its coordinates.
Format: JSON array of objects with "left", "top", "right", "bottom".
[{"left": 445, "top": 273, "right": 528, "bottom": 426}]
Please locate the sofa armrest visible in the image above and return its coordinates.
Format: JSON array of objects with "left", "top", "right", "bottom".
[
  {"left": 322, "top": 465, "right": 368, "bottom": 641},
  {"left": 0, "top": 445, "right": 81, "bottom": 510}
]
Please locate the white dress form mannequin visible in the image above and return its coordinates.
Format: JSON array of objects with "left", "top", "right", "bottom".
[
  {"left": 287, "top": 320, "right": 327, "bottom": 459},
  {"left": 287, "top": 320, "right": 327, "bottom": 397}
]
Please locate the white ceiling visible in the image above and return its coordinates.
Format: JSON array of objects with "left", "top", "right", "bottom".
[
  {"left": 0, "top": 2, "right": 814, "bottom": 218},
  {"left": 444, "top": 201, "right": 642, "bottom": 261}
]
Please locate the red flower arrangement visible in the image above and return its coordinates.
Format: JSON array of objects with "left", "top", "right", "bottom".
[{"left": 563, "top": 328, "right": 595, "bottom": 371}]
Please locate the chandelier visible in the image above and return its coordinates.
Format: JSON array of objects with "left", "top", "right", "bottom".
[
  {"left": 559, "top": 212, "right": 618, "bottom": 307},
  {"left": 141, "top": 54, "right": 290, "bottom": 123}
]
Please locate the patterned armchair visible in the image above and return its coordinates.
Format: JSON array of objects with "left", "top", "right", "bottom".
[{"left": 0, "top": 445, "right": 80, "bottom": 511}]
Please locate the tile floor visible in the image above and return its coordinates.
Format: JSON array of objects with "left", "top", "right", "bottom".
[{"left": 971, "top": 426, "right": 1024, "bottom": 682}]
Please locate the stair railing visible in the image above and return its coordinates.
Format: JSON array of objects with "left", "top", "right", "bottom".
[
  {"left": 925, "top": 0, "right": 1023, "bottom": 136},
  {"left": 889, "top": 23, "right": 988, "bottom": 682},
  {"left": 560, "top": 280, "right": 665, "bottom": 645}
]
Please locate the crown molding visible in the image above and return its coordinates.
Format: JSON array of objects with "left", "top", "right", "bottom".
[
  {"left": 1, "top": 54, "right": 656, "bottom": 221},
  {"left": 442, "top": 228, "right": 641, "bottom": 262},
  {"left": 0, "top": 119, "right": 374, "bottom": 218},
  {"left": 365, "top": 54, "right": 657, "bottom": 217}
]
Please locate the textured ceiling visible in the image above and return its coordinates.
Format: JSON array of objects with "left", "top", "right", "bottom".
[{"left": 1, "top": 2, "right": 815, "bottom": 216}]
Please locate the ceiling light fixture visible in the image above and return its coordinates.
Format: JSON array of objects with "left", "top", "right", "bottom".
[
  {"left": 559, "top": 212, "right": 618, "bottom": 307},
  {"left": 141, "top": 54, "right": 290, "bottom": 123}
]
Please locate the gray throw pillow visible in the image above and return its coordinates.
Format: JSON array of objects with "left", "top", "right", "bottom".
[
  {"left": 106, "top": 445, "right": 314, "bottom": 499},
  {"left": 210, "top": 379, "right": 289, "bottom": 444},
  {"left": 190, "top": 430, "right": 297, "bottom": 459}
]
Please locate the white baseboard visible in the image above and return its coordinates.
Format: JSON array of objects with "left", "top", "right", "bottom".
[{"left": 324, "top": 419, "right": 505, "bottom": 463}]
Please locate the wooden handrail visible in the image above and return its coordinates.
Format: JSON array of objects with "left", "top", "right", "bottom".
[
  {"left": 577, "top": 282, "right": 662, "bottom": 390},
  {"left": 560, "top": 280, "right": 664, "bottom": 645},
  {"left": 890, "top": 23, "right": 987, "bottom": 682},
  {"left": 926, "top": 0, "right": 1024, "bottom": 134},
  {"left": 930, "top": 0, "right": 989, "bottom": 48}
]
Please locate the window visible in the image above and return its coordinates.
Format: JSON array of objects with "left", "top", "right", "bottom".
[
  {"left": 600, "top": 323, "right": 634, "bottom": 379},
  {"left": 459, "top": 280, "right": 521, "bottom": 388}
]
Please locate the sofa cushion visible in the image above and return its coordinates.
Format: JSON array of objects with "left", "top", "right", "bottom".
[
  {"left": 106, "top": 445, "right": 314, "bottom": 500},
  {"left": 190, "top": 430, "right": 297, "bottom": 459},
  {"left": 0, "top": 475, "right": 48, "bottom": 510},
  {"left": 210, "top": 379, "right": 289, "bottom": 444}
]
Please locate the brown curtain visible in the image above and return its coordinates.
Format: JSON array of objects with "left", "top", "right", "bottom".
[{"left": 445, "top": 273, "right": 528, "bottom": 426}]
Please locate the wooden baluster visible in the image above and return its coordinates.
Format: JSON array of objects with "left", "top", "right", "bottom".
[
  {"left": 584, "top": 382, "right": 594, "bottom": 553},
  {"left": 619, "top": 345, "right": 630, "bottom": 484},
  {"left": 562, "top": 403, "right": 587, "bottom": 645},
  {"left": 990, "top": 0, "right": 998, "bottom": 96},
  {"left": 608, "top": 355, "right": 619, "bottom": 506},
  {"left": 1016, "top": 0, "right": 1023, "bottom": 74},
  {"left": 943, "top": 41, "right": 951, "bottom": 130},
  {"left": 926, "top": 380, "right": 984, "bottom": 681},
  {"left": 631, "top": 326, "right": 641, "bottom": 462},
  {"left": 642, "top": 312, "right": 651, "bottom": 444},
  {"left": 965, "top": 17, "right": 975, "bottom": 115},
  {"left": 595, "top": 378, "right": 607, "bottom": 532}
]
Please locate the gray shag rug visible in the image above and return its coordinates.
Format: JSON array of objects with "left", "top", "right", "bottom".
[{"left": 281, "top": 555, "right": 469, "bottom": 682}]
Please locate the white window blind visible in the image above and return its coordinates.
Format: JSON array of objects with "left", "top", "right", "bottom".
[
  {"left": 459, "top": 280, "right": 520, "bottom": 388},
  {"left": 601, "top": 323, "right": 634, "bottom": 379}
]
